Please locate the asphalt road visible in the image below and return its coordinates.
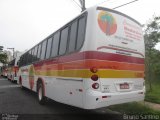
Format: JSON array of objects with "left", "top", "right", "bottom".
[{"left": 0, "top": 77, "right": 124, "bottom": 120}]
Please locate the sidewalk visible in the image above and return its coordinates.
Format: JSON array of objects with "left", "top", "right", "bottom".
[{"left": 143, "top": 101, "right": 160, "bottom": 111}]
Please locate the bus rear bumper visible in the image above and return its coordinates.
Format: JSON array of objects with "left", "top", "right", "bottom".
[{"left": 83, "top": 89, "right": 145, "bottom": 109}]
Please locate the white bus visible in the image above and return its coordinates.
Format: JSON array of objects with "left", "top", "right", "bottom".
[
  {"left": 7, "top": 56, "right": 20, "bottom": 82},
  {"left": 18, "top": 6, "right": 145, "bottom": 109},
  {"left": 1, "top": 66, "right": 8, "bottom": 77}
]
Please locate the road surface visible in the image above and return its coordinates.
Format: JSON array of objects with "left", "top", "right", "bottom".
[{"left": 0, "top": 77, "right": 123, "bottom": 120}]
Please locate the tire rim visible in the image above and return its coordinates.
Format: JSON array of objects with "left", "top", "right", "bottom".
[{"left": 38, "top": 86, "right": 42, "bottom": 101}]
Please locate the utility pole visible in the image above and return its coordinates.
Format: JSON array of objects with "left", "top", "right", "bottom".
[{"left": 79, "top": 0, "right": 86, "bottom": 12}]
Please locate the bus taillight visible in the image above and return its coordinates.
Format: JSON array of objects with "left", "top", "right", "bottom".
[
  {"left": 90, "top": 67, "right": 98, "bottom": 73},
  {"left": 92, "top": 83, "right": 99, "bottom": 89},
  {"left": 91, "top": 74, "right": 98, "bottom": 81}
]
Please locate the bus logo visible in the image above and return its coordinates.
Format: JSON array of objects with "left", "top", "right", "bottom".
[{"left": 98, "top": 11, "right": 117, "bottom": 35}]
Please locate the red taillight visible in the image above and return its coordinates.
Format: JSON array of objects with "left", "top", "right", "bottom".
[
  {"left": 92, "top": 83, "right": 99, "bottom": 89},
  {"left": 90, "top": 67, "right": 98, "bottom": 73},
  {"left": 91, "top": 74, "right": 98, "bottom": 81}
]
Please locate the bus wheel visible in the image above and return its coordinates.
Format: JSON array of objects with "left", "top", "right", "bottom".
[{"left": 37, "top": 82, "right": 46, "bottom": 105}]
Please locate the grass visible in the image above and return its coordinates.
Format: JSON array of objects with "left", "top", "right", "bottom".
[
  {"left": 109, "top": 102, "right": 160, "bottom": 115},
  {"left": 107, "top": 80, "right": 160, "bottom": 119},
  {"left": 145, "top": 80, "right": 160, "bottom": 104}
]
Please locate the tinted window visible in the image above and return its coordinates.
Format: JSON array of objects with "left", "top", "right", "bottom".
[
  {"left": 19, "top": 56, "right": 22, "bottom": 66},
  {"left": 28, "top": 50, "right": 32, "bottom": 63},
  {"left": 37, "top": 44, "right": 42, "bottom": 60},
  {"left": 76, "top": 16, "right": 86, "bottom": 50},
  {"left": 68, "top": 21, "right": 78, "bottom": 53},
  {"left": 40, "top": 40, "right": 47, "bottom": 60},
  {"left": 59, "top": 27, "right": 69, "bottom": 55},
  {"left": 9, "top": 59, "right": 15, "bottom": 66},
  {"left": 31, "top": 48, "right": 34, "bottom": 63},
  {"left": 22, "top": 55, "right": 25, "bottom": 65},
  {"left": 19, "top": 57, "right": 22, "bottom": 66},
  {"left": 22, "top": 56, "right": 24, "bottom": 66},
  {"left": 24, "top": 52, "right": 29, "bottom": 64},
  {"left": 51, "top": 32, "right": 60, "bottom": 57},
  {"left": 19, "top": 56, "right": 23, "bottom": 66},
  {"left": 46, "top": 37, "right": 52, "bottom": 59},
  {"left": 33, "top": 46, "right": 38, "bottom": 62}
]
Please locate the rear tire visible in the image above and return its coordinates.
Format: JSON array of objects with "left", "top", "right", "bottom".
[{"left": 37, "top": 82, "right": 46, "bottom": 105}]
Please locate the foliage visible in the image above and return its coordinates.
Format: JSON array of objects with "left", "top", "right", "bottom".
[
  {"left": 145, "top": 80, "right": 160, "bottom": 104},
  {"left": 148, "top": 49, "right": 160, "bottom": 75},
  {"left": 0, "top": 52, "right": 8, "bottom": 64},
  {"left": 144, "top": 16, "right": 160, "bottom": 81},
  {"left": 145, "top": 16, "right": 160, "bottom": 49}
]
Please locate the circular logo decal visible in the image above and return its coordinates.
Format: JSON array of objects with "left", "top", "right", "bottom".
[
  {"left": 29, "top": 65, "right": 35, "bottom": 90},
  {"left": 98, "top": 11, "right": 117, "bottom": 35}
]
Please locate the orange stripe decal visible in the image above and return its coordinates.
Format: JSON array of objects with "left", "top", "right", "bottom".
[
  {"left": 35, "top": 60, "right": 144, "bottom": 71},
  {"left": 35, "top": 69, "right": 144, "bottom": 78}
]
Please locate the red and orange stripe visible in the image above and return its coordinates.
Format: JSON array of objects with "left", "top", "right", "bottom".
[{"left": 33, "top": 51, "right": 144, "bottom": 78}]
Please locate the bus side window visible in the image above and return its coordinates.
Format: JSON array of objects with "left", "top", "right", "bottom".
[
  {"left": 26, "top": 52, "right": 30, "bottom": 64},
  {"left": 22, "top": 56, "right": 24, "bottom": 66},
  {"left": 59, "top": 27, "right": 69, "bottom": 55},
  {"left": 40, "top": 40, "right": 47, "bottom": 60},
  {"left": 28, "top": 50, "right": 32, "bottom": 64},
  {"left": 17, "top": 60, "right": 19, "bottom": 66},
  {"left": 51, "top": 31, "right": 60, "bottom": 57},
  {"left": 76, "top": 16, "right": 86, "bottom": 50},
  {"left": 19, "top": 56, "right": 23, "bottom": 66},
  {"left": 23, "top": 53, "right": 26, "bottom": 65},
  {"left": 46, "top": 37, "right": 53, "bottom": 59},
  {"left": 29, "top": 50, "right": 33, "bottom": 64},
  {"left": 37, "top": 44, "right": 42, "bottom": 61},
  {"left": 33, "top": 46, "right": 38, "bottom": 62},
  {"left": 31, "top": 48, "right": 35, "bottom": 63},
  {"left": 68, "top": 21, "right": 78, "bottom": 53}
]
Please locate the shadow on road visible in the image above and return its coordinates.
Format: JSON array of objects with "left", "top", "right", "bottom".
[
  {"left": 19, "top": 88, "right": 122, "bottom": 120},
  {"left": 0, "top": 77, "right": 123, "bottom": 120}
]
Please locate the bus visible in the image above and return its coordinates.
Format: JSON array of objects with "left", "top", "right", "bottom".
[
  {"left": 18, "top": 6, "right": 145, "bottom": 109},
  {"left": 1, "top": 66, "right": 8, "bottom": 78},
  {"left": 7, "top": 56, "right": 20, "bottom": 82}
]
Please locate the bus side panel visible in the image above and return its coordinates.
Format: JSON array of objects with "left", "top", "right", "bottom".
[
  {"left": 19, "top": 65, "right": 32, "bottom": 89},
  {"left": 33, "top": 55, "right": 85, "bottom": 108},
  {"left": 45, "top": 77, "right": 84, "bottom": 108}
]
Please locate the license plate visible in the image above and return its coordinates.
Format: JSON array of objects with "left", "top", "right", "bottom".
[{"left": 120, "top": 83, "right": 129, "bottom": 89}]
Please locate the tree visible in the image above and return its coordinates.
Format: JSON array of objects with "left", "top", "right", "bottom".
[
  {"left": 0, "top": 52, "right": 8, "bottom": 64},
  {"left": 144, "top": 16, "right": 160, "bottom": 91},
  {"left": 145, "top": 16, "right": 160, "bottom": 48}
]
